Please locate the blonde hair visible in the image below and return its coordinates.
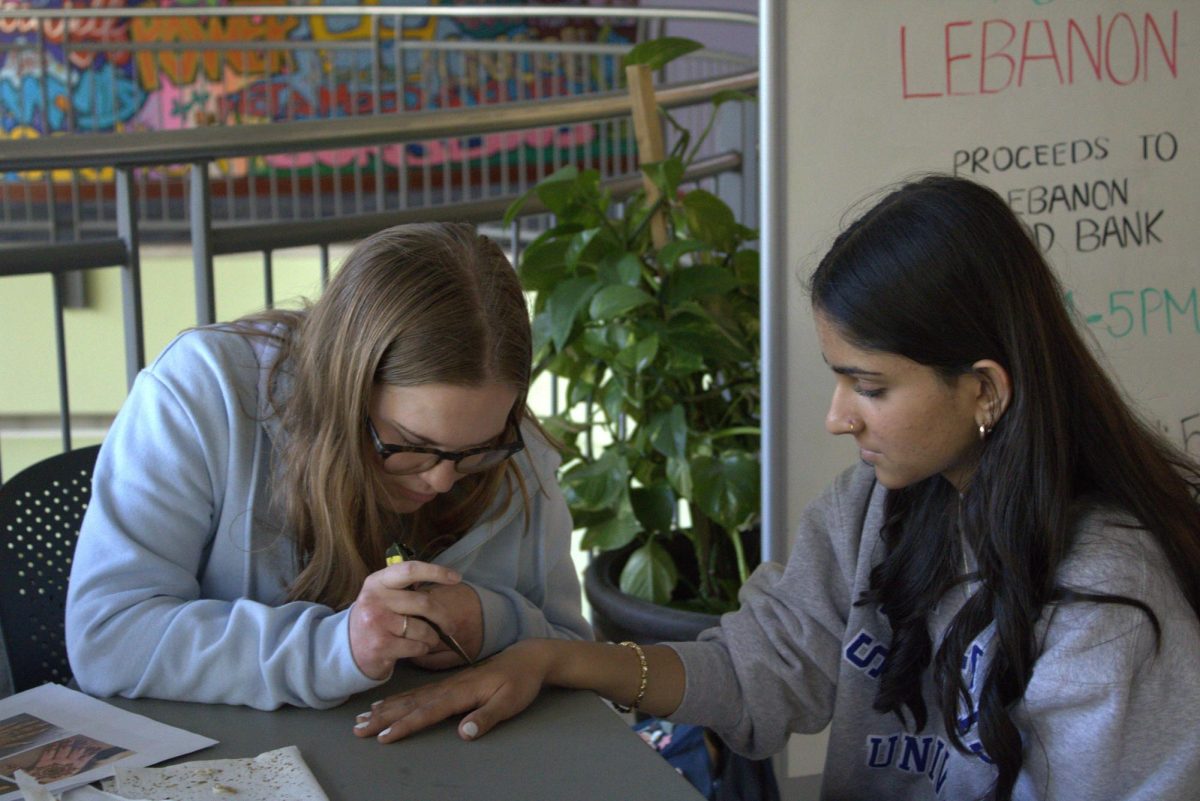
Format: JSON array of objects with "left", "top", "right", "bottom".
[{"left": 242, "top": 222, "right": 534, "bottom": 609}]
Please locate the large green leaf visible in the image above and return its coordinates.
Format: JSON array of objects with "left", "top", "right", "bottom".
[
  {"left": 666, "top": 455, "right": 694, "bottom": 501},
  {"left": 579, "top": 327, "right": 617, "bottom": 362},
  {"left": 663, "top": 309, "right": 753, "bottom": 364},
  {"left": 521, "top": 224, "right": 583, "bottom": 270},
  {"left": 630, "top": 450, "right": 660, "bottom": 486},
  {"left": 665, "top": 264, "right": 739, "bottom": 304},
  {"left": 662, "top": 347, "right": 705, "bottom": 377},
  {"left": 599, "top": 375, "right": 626, "bottom": 422},
  {"left": 682, "top": 189, "right": 737, "bottom": 253},
  {"left": 691, "top": 452, "right": 760, "bottom": 532},
  {"left": 531, "top": 309, "right": 554, "bottom": 357},
  {"left": 532, "top": 165, "right": 581, "bottom": 216},
  {"left": 546, "top": 277, "right": 599, "bottom": 351},
  {"left": 589, "top": 284, "right": 655, "bottom": 320},
  {"left": 571, "top": 507, "right": 617, "bottom": 530},
  {"left": 657, "top": 238, "right": 707, "bottom": 273},
  {"left": 604, "top": 323, "right": 634, "bottom": 352},
  {"left": 565, "top": 227, "right": 603, "bottom": 271},
  {"left": 561, "top": 449, "right": 628, "bottom": 511},
  {"left": 580, "top": 499, "right": 642, "bottom": 551},
  {"left": 597, "top": 251, "right": 643, "bottom": 288},
  {"left": 619, "top": 541, "right": 679, "bottom": 604},
  {"left": 624, "top": 37, "right": 704, "bottom": 70},
  {"left": 630, "top": 484, "right": 676, "bottom": 534},
  {"left": 647, "top": 405, "right": 687, "bottom": 460},
  {"left": 615, "top": 334, "right": 659, "bottom": 374},
  {"left": 732, "top": 248, "right": 759, "bottom": 285},
  {"left": 616, "top": 253, "right": 644, "bottom": 286},
  {"left": 518, "top": 237, "right": 572, "bottom": 292}
]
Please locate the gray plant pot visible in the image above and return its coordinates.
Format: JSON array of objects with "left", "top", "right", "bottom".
[{"left": 583, "top": 547, "right": 721, "bottom": 645}]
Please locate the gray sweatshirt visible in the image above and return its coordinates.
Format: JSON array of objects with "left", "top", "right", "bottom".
[{"left": 669, "top": 463, "right": 1200, "bottom": 800}]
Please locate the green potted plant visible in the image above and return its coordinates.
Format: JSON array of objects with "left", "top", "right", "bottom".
[{"left": 505, "top": 38, "right": 760, "bottom": 641}]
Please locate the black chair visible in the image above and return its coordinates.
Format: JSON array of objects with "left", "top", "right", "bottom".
[{"left": 0, "top": 445, "right": 101, "bottom": 693}]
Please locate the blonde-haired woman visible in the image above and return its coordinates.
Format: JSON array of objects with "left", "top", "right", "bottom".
[{"left": 66, "top": 222, "right": 590, "bottom": 710}]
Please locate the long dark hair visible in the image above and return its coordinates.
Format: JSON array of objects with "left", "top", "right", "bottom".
[{"left": 809, "top": 175, "right": 1200, "bottom": 799}]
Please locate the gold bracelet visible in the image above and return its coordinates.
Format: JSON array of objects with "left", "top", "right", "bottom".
[{"left": 612, "top": 641, "right": 648, "bottom": 713}]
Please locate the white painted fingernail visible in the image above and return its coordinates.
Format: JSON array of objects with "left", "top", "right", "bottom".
[
  {"left": 354, "top": 721, "right": 370, "bottom": 730},
  {"left": 461, "top": 721, "right": 479, "bottom": 739},
  {"left": 378, "top": 727, "right": 391, "bottom": 739},
  {"left": 356, "top": 712, "right": 371, "bottom": 722},
  {"left": 371, "top": 700, "right": 382, "bottom": 708}
]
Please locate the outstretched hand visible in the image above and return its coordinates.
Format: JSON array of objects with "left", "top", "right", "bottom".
[{"left": 353, "top": 639, "right": 553, "bottom": 742}]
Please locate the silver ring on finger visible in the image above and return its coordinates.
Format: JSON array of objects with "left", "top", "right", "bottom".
[{"left": 400, "top": 614, "right": 409, "bottom": 638}]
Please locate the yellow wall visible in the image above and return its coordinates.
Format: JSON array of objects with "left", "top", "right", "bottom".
[{"left": 0, "top": 245, "right": 332, "bottom": 477}]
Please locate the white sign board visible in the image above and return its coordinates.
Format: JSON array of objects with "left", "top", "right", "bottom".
[{"left": 781, "top": 1, "right": 1198, "bottom": 528}]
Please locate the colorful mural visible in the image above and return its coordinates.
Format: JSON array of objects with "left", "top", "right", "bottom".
[{"left": 1, "top": 0, "right": 639, "bottom": 185}]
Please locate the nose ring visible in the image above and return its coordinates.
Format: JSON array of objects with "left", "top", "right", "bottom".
[{"left": 847, "top": 420, "right": 856, "bottom": 433}]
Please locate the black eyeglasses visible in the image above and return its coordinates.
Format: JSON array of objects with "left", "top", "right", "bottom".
[{"left": 366, "top": 417, "right": 525, "bottom": 475}]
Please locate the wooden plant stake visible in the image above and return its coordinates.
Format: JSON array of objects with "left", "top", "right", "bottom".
[{"left": 626, "top": 63, "right": 669, "bottom": 250}]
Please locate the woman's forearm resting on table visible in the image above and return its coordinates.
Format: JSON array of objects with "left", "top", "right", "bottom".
[
  {"left": 354, "top": 639, "right": 686, "bottom": 743},
  {"left": 545, "top": 640, "right": 685, "bottom": 718}
]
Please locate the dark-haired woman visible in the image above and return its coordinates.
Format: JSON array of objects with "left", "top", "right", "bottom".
[{"left": 354, "top": 176, "right": 1200, "bottom": 800}]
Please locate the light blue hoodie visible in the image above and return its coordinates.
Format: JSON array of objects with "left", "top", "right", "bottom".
[{"left": 66, "top": 326, "right": 589, "bottom": 709}]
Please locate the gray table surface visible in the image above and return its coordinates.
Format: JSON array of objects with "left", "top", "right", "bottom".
[{"left": 105, "top": 668, "right": 704, "bottom": 801}]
